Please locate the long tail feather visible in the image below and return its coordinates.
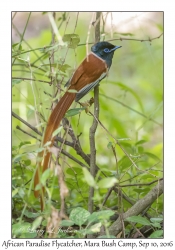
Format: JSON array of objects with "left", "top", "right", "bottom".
[{"left": 34, "top": 91, "right": 76, "bottom": 208}]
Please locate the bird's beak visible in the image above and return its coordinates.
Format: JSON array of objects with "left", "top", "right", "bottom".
[{"left": 112, "top": 45, "right": 122, "bottom": 51}]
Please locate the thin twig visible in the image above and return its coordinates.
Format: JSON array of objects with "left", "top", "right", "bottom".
[
  {"left": 62, "top": 118, "right": 92, "bottom": 167},
  {"left": 130, "top": 222, "right": 145, "bottom": 238},
  {"left": 14, "top": 116, "right": 89, "bottom": 170},
  {"left": 12, "top": 33, "right": 163, "bottom": 58},
  {"left": 86, "top": 13, "right": 95, "bottom": 58},
  {"left": 50, "top": 12, "right": 56, "bottom": 93},
  {"left": 108, "top": 33, "right": 163, "bottom": 43},
  {"left": 89, "top": 110, "right": 139, "bottom": 170},
  {"left": 100, "top": 94, "right": 162, "bottom": 126},
  {"left": 119, "top": 178, "right": 163, "bottom": 187},
  {"left": 102, "top": 187, "right": 114, "bottom": 206},
  {"left": 78, "top": 33, "right": 163, "bottom": 47},
  {"left": 88, "top": 12, "right": 101, "bottom": 216},
  {"left": 60, "top": 149, "right": 89, "bottom": 169},
  {"left": 111, "top": 144, "right": 118, "bottom": 175},
  {"left": 12, "top": 111, "right": 42, "bottom": 136},
  {"left": 14, "top": 111, "right": 142, "bottom": 215},
  {"left": 16, "top": 126, "right": 41, "bottom": 141},
  {"left": 73, "top": 12, "right": 79, "bottom": 33},
  {"left": 12, "top": 77, "right": 51, "bottom": 84},
  {"left": 12, "top": 12, "right": 17, "bottom": 20},
  {"left": 12, "top": 63, "right": 47, "bottom": 73}
]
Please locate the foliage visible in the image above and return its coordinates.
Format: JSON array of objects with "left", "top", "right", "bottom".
[{"left": 12, "top": 12, "right": 163, "bottom": 238}]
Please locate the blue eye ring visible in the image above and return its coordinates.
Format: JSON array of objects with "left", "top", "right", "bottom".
[{"left": 104, "top": 48, "right": 110, "bottom": 53}]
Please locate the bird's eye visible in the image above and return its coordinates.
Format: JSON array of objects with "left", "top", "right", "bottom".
[{"left": 104, "top": 48, "right": 110, "bottom": 53}]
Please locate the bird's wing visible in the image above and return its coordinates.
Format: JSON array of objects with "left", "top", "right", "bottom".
[
  {"left": 67, "top": 53, "right": 108, "bottom": 101},
  {"left": 75, "top": 72, "right": 106, "bottom": 102}
]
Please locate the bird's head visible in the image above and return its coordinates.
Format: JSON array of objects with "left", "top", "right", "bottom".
[{"left": 91, "top": 41, "right": 121, "bottom": 67}]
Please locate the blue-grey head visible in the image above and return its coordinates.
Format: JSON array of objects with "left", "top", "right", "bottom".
[{"left": 91, "top": 41, "right": 122, "bottom": 68}]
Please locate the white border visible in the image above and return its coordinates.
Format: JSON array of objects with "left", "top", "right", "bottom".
[{"left": 1, "top": 1, "right": 174, "bottom": 248}]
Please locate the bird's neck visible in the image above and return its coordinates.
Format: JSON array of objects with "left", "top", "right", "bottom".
[{"left": 90, "top": 51, "right": 114, "bottom": 68}]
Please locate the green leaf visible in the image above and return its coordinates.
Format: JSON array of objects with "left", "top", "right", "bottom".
[
  {"left": 12, "top": 153, "right": 27, "bottom": 162},
  {"left": 31, "top": 216, "right": 43, "bottom": 231},
  {"left": 52, "top": 126, "right": 63, "bottom": 137},
  {"left": 60, "top": 220, "right": 74, "bottom": 227},
  {"left": 144, "top": 152, "right": 161, "bottom": 161},
  {"left": 12, "top": 222, "right": 30, "bottom": 236},
  {"left": 16, "top": 58, "right": 28, "bottom": 64},
  {"left": 138, "top": 146, "right": 144, "bottom": 153},
  {"left": 34, "top": 147, "right": 45, "bottom": 153},
  {"left": 23, "top": 210, "right": 40, "bottom": 218},
  {"left": 88, "top": 210, "right": 115, "bottom": 223},
  {"left": 12, "top": 188, "right": 19, "bottom": 197},
  {"left": 62, "top": 12, "right": 66, "bottom": 21},
  {"left": 39, "top": 43, "right": 60, "bottom": 53},
  {"left": 107, "top": 142, "right": 113, "bottom": 149},
  {"left": 21, "top": 232, "right": 37, "bottom": 238},
  {"left": 133, "top": 188, "right": 150, "bottom": 194},
  {"left": 66, "top": 167, "right": 82, "bottom": 176},
  {"left": 12, "top": 79, "right": 22, "bottom": 87},
  {"left": 89, "top": 222, "right": 101, "bottom": 233},
  {"left": 150, "top": 217, "right": 163, "bottom": 223},
  {"left": 57, "top": 63, "right": 71, "bottom": 73},
  {"left": 34, "top": 183, "right": 42, "bottom": 191},
  {"left": 82, "top": 168, "right": 96, "bottom": 187},
  {"left": 35, "top": 122, "right": 47, "bottom": 128},
  {"left": 69, "top": 207, "right": 90, "bottom": 226},
  {"left": 79, "top": 228, "right": 94, "bottom": 236},
  {"left": 12, "top": 43, "right": 23, "bottom": 52},
  {"left": 41, "top": 63, "right": 71, "bottom": 73},
  {"left": 19, "top": 141, "right": 31, "bottom": 148},
  {"left": 93, "top": 191, "right": 102, "bottom": 202},
  {"left": 18, "top": 188, "right": 25, "bottom": 198},
  {"left": 41, "top": 169, "right": 51, "bottom": 185},
  {"left": 23, "top": 159, "right": 31, "bottom": 166},
  {"left": 42, "top": 220, "right": 47, "bottom": 226},
  {"left": 12, "top": 42, "right": 20, "bottom": 48},
  {"left": 97, "top": 177, "right": 118, "bottom": 189},
  {"left": 63, "top": 34, "right": 80, "bottom": 49},
  {"left": 125, "top": 216, "right": 151, "bottom": 225},
  {"left": 135, "top": 140, "right": 147, "bottom": 146},
  {"left": 12, "top": 146, "right": 18, "bottom": 151},
  {"left": 149, "top": 230, "right": 163, "bottom": 238},
  {"left": 151, "top": 222, "right": 161, "bottom": 228},
  {"left": 66, "top": 108, "right": 85, "bottom": 117}
]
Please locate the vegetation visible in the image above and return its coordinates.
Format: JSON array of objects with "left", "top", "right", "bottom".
[{"left": 12, "top": 12, "right": 163, "bottom": 238}]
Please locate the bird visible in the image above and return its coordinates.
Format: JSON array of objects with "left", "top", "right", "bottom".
[{"left": 34, "top": 41, "right": 122, "bottom": 210}]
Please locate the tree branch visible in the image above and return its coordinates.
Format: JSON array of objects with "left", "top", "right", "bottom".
[
  {"left": 12, "top": 111, "right": 42, "bottom": 136},
  {"left": 99, "top": 180, "right": 163, "bottom": 236},
  {"left": 88, "top": 12, "right": 101, "bottom": 215},
  {"left": 16, "top": 125, "right": 41, "bottom": 141},
  {"left": 12, "top": 77, "right": 51, "bottom": 84}
]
